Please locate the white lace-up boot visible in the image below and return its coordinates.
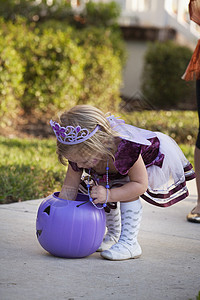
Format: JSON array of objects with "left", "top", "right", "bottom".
[
  {"left": 101, "top": 199, "right": 142, "bottom": 260},
  {"left": 97, "top": 202, "right": 121, "bottom": 252}
]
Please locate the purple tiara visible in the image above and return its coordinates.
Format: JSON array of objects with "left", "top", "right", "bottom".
[{"left": 50, "top": 120, "right": 100, "bottom": 145}]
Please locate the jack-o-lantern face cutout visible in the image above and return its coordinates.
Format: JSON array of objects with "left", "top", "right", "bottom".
[
  {"left": 36, "top": 205, "right": 50, "bottom": 237},
  {"left": 36, "top": 193, "right": 106, "bottom": 258}
]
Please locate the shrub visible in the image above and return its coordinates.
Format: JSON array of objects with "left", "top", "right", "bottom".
[
  {"left": 20, "top": 26, "right": 84, "bottom": 112},
  {"left": 82, "top": 1, "right": 121, "bottom": 27},
  {"left": 72, "top": 27, "right": 122, "bottom": 111},
  {"left": 0, "top": 31, "right": 25, "bottom": 122},
  {"left": 141, "top": 41, "right": 195, "bottom": 109},
  {"left": 0, "top": 0, "right": 71, "bottom": 22},
  {"left": 0, "top": 17, "right": 124, "bottom": 118},
  {"left": 0, "top": 18, "right": 85, "bottom": 113},
  {"left": 39, "top": 22, "right": 124, "bottom": 112},
  {"left": 0, "top": 0, "right": 120, "bottom": 28}
]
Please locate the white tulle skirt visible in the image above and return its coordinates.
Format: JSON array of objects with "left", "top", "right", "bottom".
[{"left": 141, "top": 132, "right": 195, "bottom": 207}]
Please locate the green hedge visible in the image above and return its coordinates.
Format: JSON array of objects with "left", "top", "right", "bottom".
[
  {"left": 0, "top": 0, "right": 120, "bottom": 27},
  {"left": 141, "top": 41, "right": 195, "bottom": 109},
  {"left": 0, "top": 17, "right": 125, "bottom": 123},
  {"left": 0, "top": 32, "right": 25, "bottom": 120}
]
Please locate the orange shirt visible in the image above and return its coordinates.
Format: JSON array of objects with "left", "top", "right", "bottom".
[
  {"left": 182, "top": 0, "right": 200, "bottom": 81},
  {"left": 182, "top": 40, "right": 200, "bottom": 81}
]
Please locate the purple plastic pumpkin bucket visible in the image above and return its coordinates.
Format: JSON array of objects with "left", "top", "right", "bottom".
[{"left": 36, "top": 192, "right": 106, "bottom": 258}]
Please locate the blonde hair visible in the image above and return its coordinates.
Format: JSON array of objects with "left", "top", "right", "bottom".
[{"left": 56, "top": 105, "right": 120, "bottom": 165}]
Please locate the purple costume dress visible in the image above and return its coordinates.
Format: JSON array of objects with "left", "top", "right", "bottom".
[{"left": 69, "top": 116, "right": 195, "bottom": 207}]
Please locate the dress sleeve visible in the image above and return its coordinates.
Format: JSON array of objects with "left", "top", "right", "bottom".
[
  {"left": 68, "top": 161, "right": 83, "bottom": 172},
  {"left": 114, "top": 139, "right": 141, "bottom": 175}
]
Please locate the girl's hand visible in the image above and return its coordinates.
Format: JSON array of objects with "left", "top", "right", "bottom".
[{"left": 90, "top": 185, "right": 110, "bottom": 204}]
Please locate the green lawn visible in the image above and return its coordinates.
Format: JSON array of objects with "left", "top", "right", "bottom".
[
  {"left": 121, "top": 110, "right": 198, "bottom": 145},
  {"left": 0, "top": 110, "right": 197, "bottom": 203},
  {"left": 0, "top": 138, "right": 195, "bottom": 204},
  {"left": 0, "top": 137, "right": 67, "bottom": 203}
]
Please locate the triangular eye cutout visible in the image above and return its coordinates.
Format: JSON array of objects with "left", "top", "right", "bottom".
[
  {"left": 36, "top": 229, "right": 42, "bottom": 237},
  {"left": 43, "top": 205, "right": 51, "bottom": 215}
]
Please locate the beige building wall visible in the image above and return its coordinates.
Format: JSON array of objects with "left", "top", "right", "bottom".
[{"left": 120, "top": 41, "right": 147, "bottom": 97}]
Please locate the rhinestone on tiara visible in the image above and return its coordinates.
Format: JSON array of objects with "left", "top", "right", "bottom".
[{"left": 50, "top": 120, "right": 100, "bottom": 145}]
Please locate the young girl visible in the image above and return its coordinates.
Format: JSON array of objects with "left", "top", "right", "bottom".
[{"left": 50, "top": 105, "right": 195, "bottom": 261}]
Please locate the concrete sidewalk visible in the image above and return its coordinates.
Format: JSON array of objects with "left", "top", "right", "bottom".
[{"left": 0, "top": 180, "right": 200, "bottom": 300}]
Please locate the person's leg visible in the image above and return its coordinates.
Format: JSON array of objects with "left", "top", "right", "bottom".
[
  {"left": 187, "top": 79, "right": 200, "bottom": 222},
  {"left": 97, "top": 202, "right": 121, "bottom": 252},
  {"left": 194, "top": 146, "right": 200, "bottom": 211},
  {"left": 101, "top": 199, "right": 142, "bottom": 260}
]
